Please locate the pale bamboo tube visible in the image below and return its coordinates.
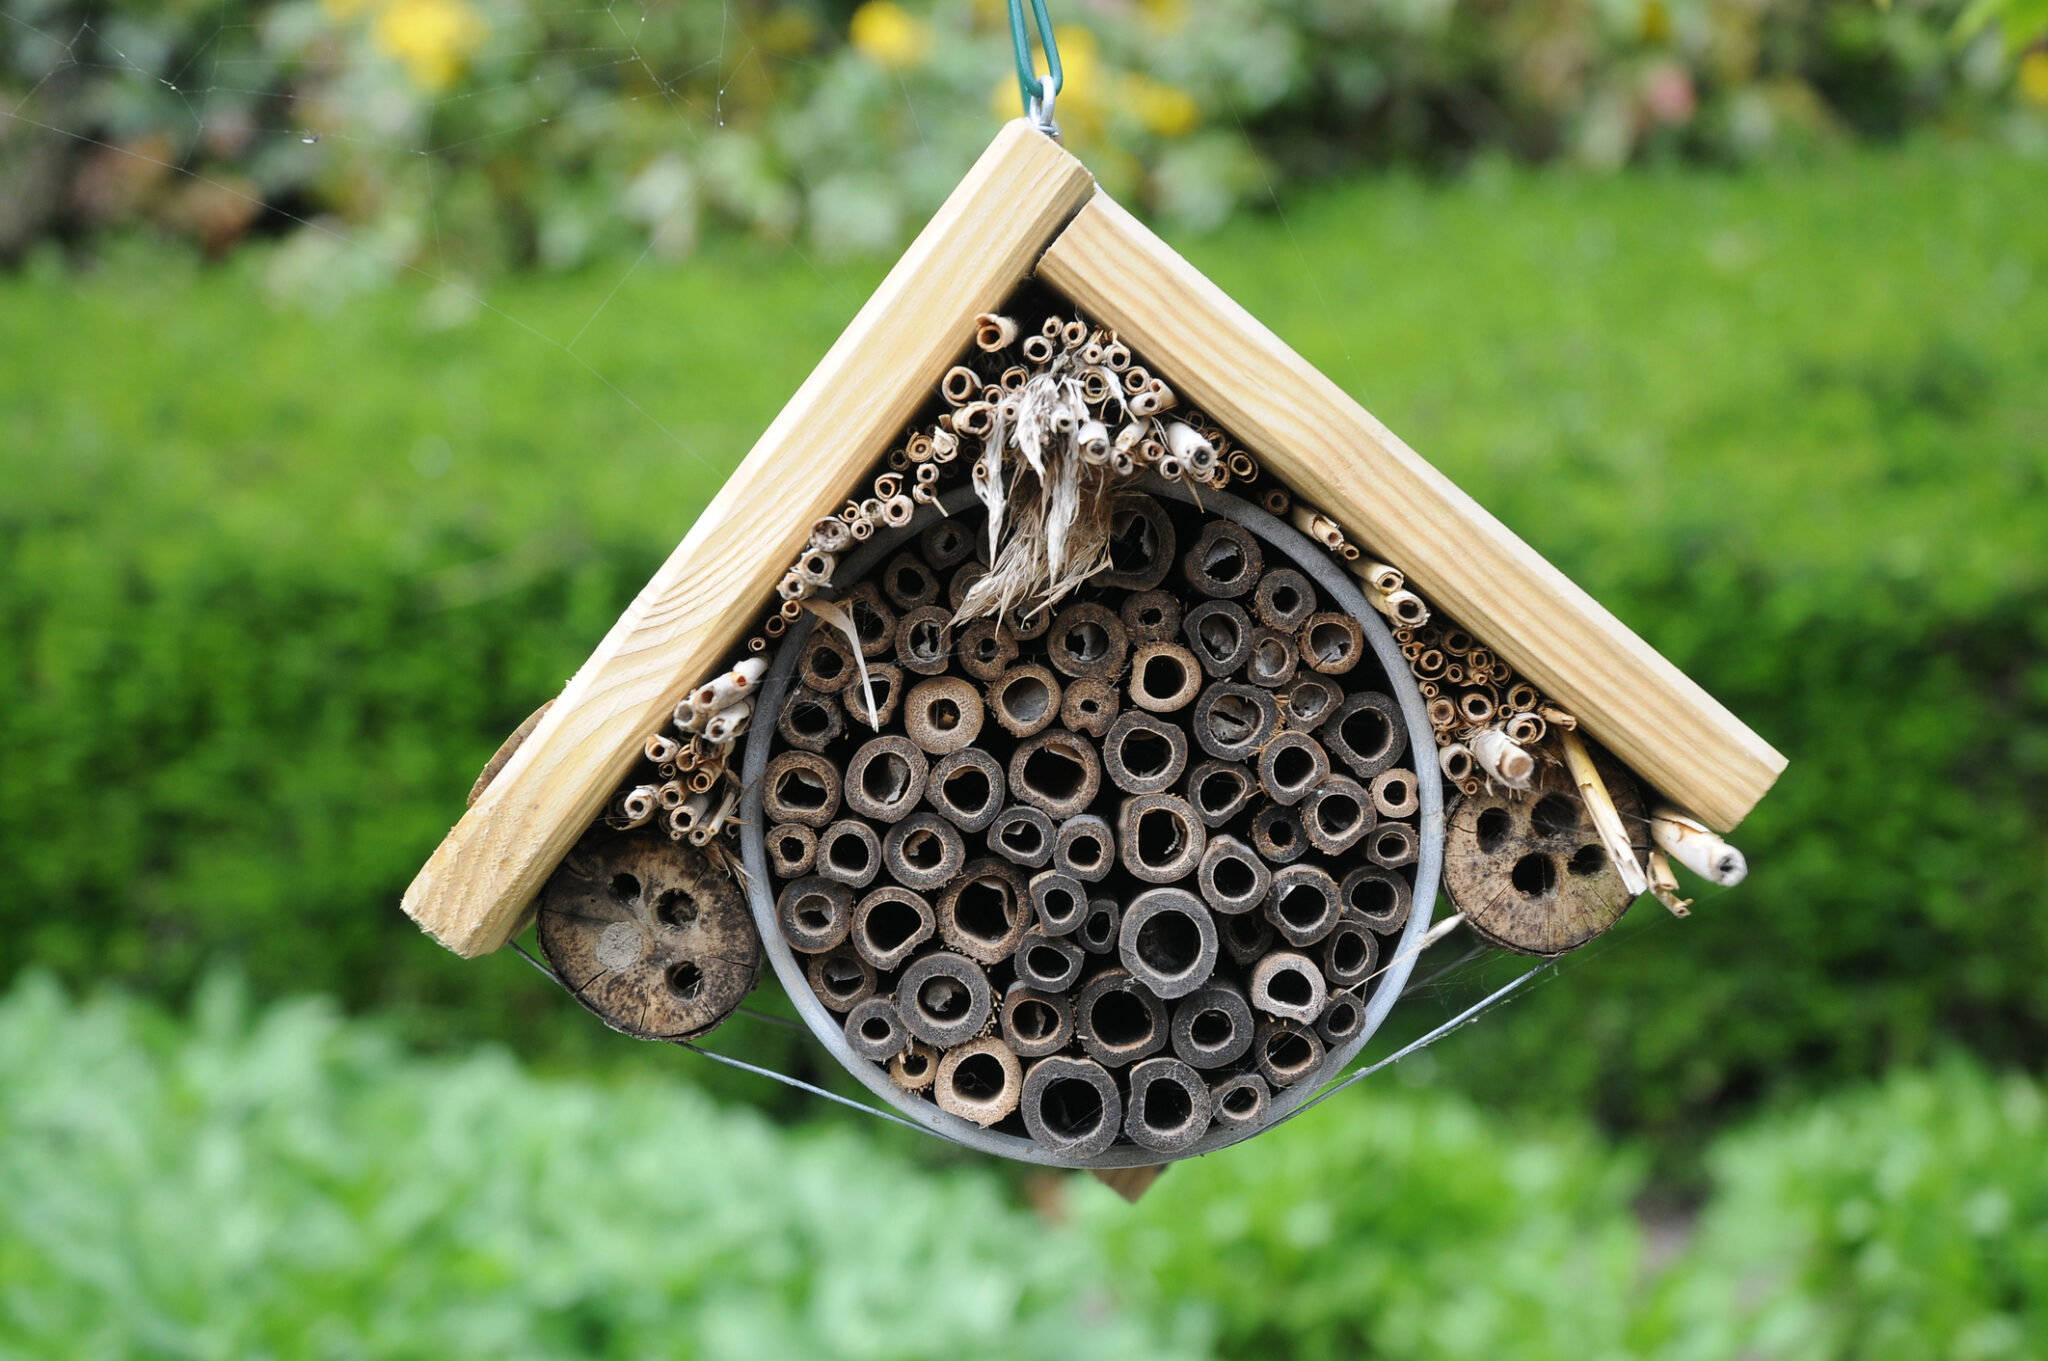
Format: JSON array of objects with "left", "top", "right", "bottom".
[
  {"left": 1468, "top": 726, "right": 1534, "bottom": 790},
  {"left": 1651, "top": 805, "right": 1748, "bottom": 886},
  {"left": 1346, "top": 558, "right": 1404, "bottom": 594},
  {"left": 1538, "top": 704, "right": 1578, "bottom": 731},
  {"left": 701, "top": 699, "right": 752, "bottom": 745},
  {"left": 1368, "top": 587, "right": 1430, "bottom": 627},
  {"left": 1438, "top": 743, "right": 1475, "bottom": 783},
  {"left": 1560, "top": 730, "right": 1650, "bottom": 897},
  {"left": 1647, "top": 849, "right": 1693, "bottom": 918},
  {"left": 974, "top": 312, "right": 1019, "bottom": 350},
  {"left": 645, "top": 733, "right": 681, "bottom": 765},
  {"left": 692, "top": 657, "right": 768, "bottom": 714},
  {"left": 1288, "top": 503, "right": 1345, "bottom": 551}
]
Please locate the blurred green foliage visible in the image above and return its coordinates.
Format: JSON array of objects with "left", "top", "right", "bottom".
[
  {"left": 4, "top": 139, "right": 2043, "bottom": 1151},
  {"left": 7, "top": 972, "right": 2046, "bottom": 1358},
  {"left": 0, "top": 0, "right": 2039, "bottom": 274}
]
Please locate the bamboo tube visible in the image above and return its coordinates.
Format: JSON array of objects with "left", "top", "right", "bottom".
[
  {"left": 879, "top": 553, "right": 939, "bottom": 611},
  {"left": 763, "top": 751, "right": 840, "bottom": 827},
  {"left": 1187, "top": 759, "right": 1256, "bottom": 826},
  {"left": 1120, "top": 588, "right": 1182, "bottom": 644},
  {"left": 1250, "top": 949, "right": 1328, "bottom": 1023},
  {"left": 776, "top": 686, "right": 845, "bottom": 753},
  {"left": 973, "top": 311, "right": 1019, "bottom": 350},
  {"left": 1538, "top": 704, "right": 1578, "bottom": 731},
  {"left": 1196, "top": 835, "right": 1272, "bottom": 915},
  {"left": 1366, "top": 822, "right": 1418, "bottom": 870},
  {"left": 798, "top": 629, "right": 857, "bottom": 693},
  {"left": 1077, "top": 897, "right": 1122, "bottom": 956},
  {"left": 805, "top": 947, "right": 877, "bottom": 1014},
  {"left": 1028, "top": 868, "right": 1090, "bottom": 937},
  {"left": 902, "top": 676, "right": 983, "bottom": 755},
  {"left": 1316, "top": 992, "right": 1365, "bottom": 1047},
  {"left": 686, "top": 768, "right": 718, "bottom": 795},
  {"left": 1046, "top": 602, "right": 1128, "bottom": 680},
  {"left": 1650, "top": 805, "right": 1748, "bottom": 886},
  {"left": 1002, "top": 984, "right": 1075, "bottom": 1060},
  {"left": 1182, "top": 522, "right": 1262, "bottom": 598},
  {"left": 702, "top": 699, "right": 753, "bottom": 745},
  {"left": 1321, "top": 913, "right": 1379, "bottom": 988},
  {"left": 1104, "top": 710, "right": 1189, "bottom": 796},
  {"left": 987, "top": 803, "right": 1054, "bottom": 868},
  {"left": 1210, "top": 1072, "right": 1270, "bottom": 1128},
  {"left": 843, "top": 996, "right": 909, "bottom": 1063},
  {"left": 1370, "top": 767, "right": 1420, "bottom": 819},
  {"left": 815, "top": 819, "right": 882, "bottom": 888},
  {"left": 1008, "top": 730, "right": 1102, "bottom": 819},
  {"left": 1220, "top": 909, "right": 1278, "bottom": 967},
  {"left": 1059, "top": 676, "right": 1120, "bottom": 737},
  {"left": 654, "top": 779, "right": 686, "bottom": 811},
  {"left": 1075, "top": 967, "right": 1169, "bottom": 1067},
  {"left": 890, "top": 1041, "right": 938, "bottom": 1093},
  {"left": 1052, "top": 814, "right": 1115, "bottom": 883},
  {"left": 777, "top": 876, "right": 854, "bottom": 954},
  {"left": 1261, "top": 488, "right": 1292, "bottom": 516},
  {"left": 1301, "top": 774, "right": 1374, "bottom": 854},
  {"left": 1021, "top": 1055, "right": 1122, "bottom": 1158},
  {"left": 809, "top": 516, "right": 852, "bottom": 554},
  {"left": 1021, "top": 333, "right": 1055, "bottom": 364},
  {"left": 843, "top": 735, "right": 927, "bottom": 822},
  {"left": 1258, "top": 731, "right": 1331, "bottom": 807},
  {"left": 1348, "top": 558, "right": 1404, "bottom": 594},
  {"left": 1126, "top": 643, "right": 1202, "bottom": 714},
  {"left": 926, "top": 748, "right": 1006, "bottom": 832},
  {"left": 1468, "top": 726, "right": 1533, "bottom": 790},
  {"left": 1168, "top": 981, "right": 1255, "bottom": 1070},
  {"left": 1560, "top": 729, "right": 1650, "bottom": 897},
  {"left": 1250, "top": 802, "right": 1308, "bottom": 865},
  {"left": 1123, "top": 1057, "right": 1213, "bottom": 1153},
  {"left": 1252, "top": 568, "right": 1315, "bottom": 632},
  {"left": 1505, "top": 711, "right": 1547, "bottom": 746},
  {"left": 1246, "top": 627, "right": 1301, "bottom": 689},
  {"left": 1298, "top": 611, "right": 1364, "bottom": 674},
  {"left": 1324, "top": 691, "right": 1406, "bottom": 779},
  {"left": 1288, "top": 503, "right": 1345, "bottom": 552},
  {"left": 1118, "top": 887, "right": 1220, "bottom": 999},
  {"left": 851, "top": 885, "right": 935, "bottom": 970},
  {"left": 1077, "top": 418, "right": 1111, "bottom": 464},
  {"left": 1184, "top": 600, "right": 1253, "bottom": 676},
  {"left": 941, "top": 365, "right": 980, "bottom": 405},
  {"left": 1340, "top": 865, "right": 1412, "bottom": 933},
  {"left": 1014, "top": 928, "right": 1086, "bottom": 992},
  {"left": 1264, "top": 866, "right": 1341, "bottom": 948},
  {"left": 898, "top": 950, "right": 993, "bottom": 1046},
  {"left": 764, "top": 823, "right": 818, "bottom": 878},
  {"left": 1647, "top": 850, "right": 1694, "bottom": 918},
  {"left": 1253, "top": 1017, "right": 1325, "bottom": 1088},
  {"left": 1439, "top": 743, "right": 1475, "bottom": 784},
  {"left": 645, "top": 733, "right": 682, "bottom": 765},
  {"left": 1118, "top": 793, "right": 1208, "bottom": 884},
  {"left": 987, "top": 663, "right": 1062, "bottom": 737},
  {"left": 881, "top": 812, "right": 967, "bottom": 892},
  {"left": 1192, "top": 681, "right": 1278, "bottom": 761},
  {"left": 1369, "top": 587, "right": 1430, "bottom": 627}
]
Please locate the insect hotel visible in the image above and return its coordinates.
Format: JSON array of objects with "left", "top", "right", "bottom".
[{"left": 405, "top": 122, "right": 1784, "bottom": 1179}]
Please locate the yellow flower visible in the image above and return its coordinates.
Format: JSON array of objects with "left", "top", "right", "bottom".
[
  {"left": 1122, "top": 72, "right": 1199, "bottom": 138},
  {"left": 850, "top": 1, "right": 932, "bottom": 70},
  {"left": 372, "top": 0, "right": 488, "bottom": 92},
  {"left": 2021, "top": 49, "right": 2048, "bottom": 107}
]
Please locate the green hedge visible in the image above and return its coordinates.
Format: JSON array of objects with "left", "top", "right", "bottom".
[{"left": 2, "top": 140, "right": 2044, "bottom": 1145}]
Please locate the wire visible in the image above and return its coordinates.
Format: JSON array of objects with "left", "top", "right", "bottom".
[{"left": 1006, "top": 0, "right": 1061, "bottom": 129}]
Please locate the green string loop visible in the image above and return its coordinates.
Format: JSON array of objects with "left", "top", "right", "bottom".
[{"left": 1008, "top": 0, "right": 1062, "bottom": 122}]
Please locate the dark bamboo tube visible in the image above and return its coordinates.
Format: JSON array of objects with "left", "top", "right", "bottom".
[
  {"left": 1126, "top": 643, "right": 1203, "bottom": 712},
  {"left": 1316, "top": 992, "right": 1365, "bottom": 1047},
  {"left": 1059, "top": 676, "right": 1119, "bottom": 737},
  {"left": 1252, "top": 567, "right": 1315, "bottom": 631},
  {"left": 926, "top": 748, "right": 1006, "bottom": 832},
  {"left": 776, "top": 876, "right": 854, "bottom": 953},
  {"left": 1074, "top": 967, "right": 1169, "bottom": 1067},
  {"left": 1263, "top": 864, "right": 1342, "bottom": 948},
  {"left": 765, "top": 822, "right": 818, "bottom": 877},
  {"left": 1053, "top": 814, "right": 1115, "bottom": 883},
  {"left": 881, "top": 812, "right": 967, "bottom": 891},
  {"left": 890, "top": 1041, "right": 938, "bottom": 1092},
  {"left": 1245, "top": 627, "right": 1300, "bottom": 689},
  {"left": 1047, "top": 602, "right": 1129, "bottom": 680},
  {"left": 1219, "top": 909, "right": 1277, "bottom": 967},
  {"left": 894, "top": 605, "right": 954, "bottom": 676},
  {"left": 840, "top": 661, "right": 903, "bottom": 729},
  {"left": 987, "top": 663, "right": 1063, "bottom": 738},
  {"left": 1099, "top": 493, "right": 1176, "bottom": 591},
  {"left": 1103, "top": 710, "right": 1188, "bottom": 795},
  {"left": 814, "top": 819, "right": 882, "bottom": 888},
  {"left": 762, "top": 751, "right": 841, "bottom": 828},
  {"left": 1001, "top": 983, "right": 1075, "bottom": 1059},
  {"left": 898, "top": 950, "right": 993, "bottom": 1046},
  {"left": 1013, "top": 928, "right": 1085, "bottom": 992},
  {"left": 1123, "top": 1057, "right": 1214, "bottom": 1153},
  {"left": 1300, "top": 774, "right": 1374, "bottom": 855},
  {"left": 1181, "top": 520, "right": 1262, "bottom": 598},
  {"left": 851, "top": 885, "right": 936, "bottom": 971},
  {"left": 1169, "top": 980, "right": 1256, "bottom": 1069},
  {"left": 881, "top": 551, "right": 940, "bottom": 611},
  {"left": 844, "top": 995, "right": 909, "bottom": 1062},
  {"left": 1297, "top": 611, "right": 1364, "bottom": 675},
  {"left": 805, "top": 946, "right": 877, "bottom": 1014},
  {"left": 1323, "top": 692, "right": 1407, "bottom": 780},
  {"left": 1253, "top": 1017, "right": 1326, "bottom": 1088},
  {"left": 775, "top": 685, "right": 845, "bottom": 753},
  {"left": 1008, "top": 729, "right": 1102, "bottom": 819},
  {"left": 919, "top": 516, "right": 974, "bottom": 569},
  {"left": 956, "top": 617, "right": 1017, "bottom": 681},
  {"left": 987, "top": 803, "right": 1054, "bottom": 868},
  {"left": 1370, "top": 767, "right": 1420, "bottom": 819},
  {"left": 1022, "top": 1055, "right": 1123, "bottom": 1158},
  {"left": 1186, "top": 760, "right": 1256, "bottom": 826},
  {"left": 843, "top": 735, "right": 928, "bottom": 822},
  {"left": 902, "top": 676, "right": 984, "bottom": 755},
  {"left": 935, "top": 1037, "right": 1024, "bottom": 1128},
  {"left": 936, "top": 857, "right": 1030, "bottom": 964},
  {"left": 1257, "top": 731, "right": 1330, "bottom": 806},
  {"left": 1339, "top": 865, "right": 1413, "bottom": 934},
  {"left": 1249, "top": 949, "right": 1328, "bottom": 1023},
  {"left": 1120, "top": 588, "right": 1182, "bottom": 644},
  {"left": 1077, "top": 897, "right": 1122, "bottom": 956},
  {"left": 1249, "top": 802, "right": 1308, "bottom": 865},
  {"left": 1191, "top": 681, "right": 1278, "bottom": 761},
  {"left": 1118, "top": 793, "right": 1208, "bottom": 883},
  {"left": 1209, "top": 1071, "right": 1270, "bottom": 1129},
  {"left": 1321, "top": 911, "right": 1381, "bottom": 988},
  {"left": 1196, "top": 834, "right": 1271, "bottom": 915},
  {"left": 798, "top": 629, "right": 857, "bottom": 693},
  {"left": 1119, "top": 887, "right": 1220, "bottom": 999},
  {"left": 841, "top": 582, "right": 897, "bottom": 659},
  {"left": 1028, "top": 869, "right": 1089, "bottom": 937},
  {"left": 1366, "top": 822, "right": 1419, "bottom": 870},
  {"left": 1183, "top": 600, "right": 1253, "bottom": 677}
]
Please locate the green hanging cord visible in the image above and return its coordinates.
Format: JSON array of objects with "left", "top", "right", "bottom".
[{"left": 1007, "top": 0, "right": 1063, "bottom": 134}]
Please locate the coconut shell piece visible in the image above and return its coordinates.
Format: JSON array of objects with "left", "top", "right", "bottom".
[
  {"left": 538, "top": 832, "right": 761, "bottom": 1042},
  {"left": 1444, "top": 739, "right": 1650, "bottom": 956}
]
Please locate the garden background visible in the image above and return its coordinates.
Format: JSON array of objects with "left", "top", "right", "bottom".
[{"left": 3, "top": 0, "right": 2047, "bottom": 1355}]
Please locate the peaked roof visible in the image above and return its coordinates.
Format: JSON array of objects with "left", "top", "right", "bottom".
[{"left": 404, "top": 121, "right": 1784, "bottom": 958}]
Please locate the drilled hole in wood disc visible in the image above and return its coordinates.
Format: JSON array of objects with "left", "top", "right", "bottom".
[
  {"left": 538, "top": 832, "right": 761, "bottom": 1043},
  {"left": 1444, "top": 737, "right": 1647, "bottom": 956}
]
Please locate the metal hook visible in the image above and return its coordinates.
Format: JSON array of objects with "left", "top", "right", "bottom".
[{"left": 1026, "top": 72, "right": 1061, "bottom": 140}]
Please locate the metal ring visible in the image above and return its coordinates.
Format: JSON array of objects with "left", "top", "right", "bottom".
[{"left": 1026, "top": 72, "right": 1060, "bottom": 139}]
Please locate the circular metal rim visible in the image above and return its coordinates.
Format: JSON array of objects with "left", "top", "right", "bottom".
[{"left": 739, "top": 479, "right": 1443, "bottom": 1168}]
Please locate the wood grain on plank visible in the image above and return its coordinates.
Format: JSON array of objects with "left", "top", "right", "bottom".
[
  {"left": 404, "top": 122, "right": 1098, "bottom": 956},
  {"left": 1036, "top": 193, "right": 1784, "bottom": 830}
]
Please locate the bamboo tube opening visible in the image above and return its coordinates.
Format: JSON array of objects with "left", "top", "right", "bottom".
[
  {"left": 1192, "top": 681, "right": 1277, "bottom": 760},
  {"left": 1053, "top": 814, "right": 1115, "bottom": 883},
  {"left": 1123, "top": 1057, "right": 1213, "bottom": 1153},
  {"left": 1197, "top": 834, "right": 1272, "bottom": 915},
  {"left": 1047, "top": 603, "right": 1128, "bottom": 679},
  {"left": 988, "top": 803, "right": 1055, "bottom": 868},
  {"left": 1370, "top": 768, "right": 1420, "bottom": 819},
  {"left": 1321, "top": 913, "right": 1380, "bottom": 987},
  {"left": 1076, "top": 969, "right": 1169, "bottom": 1066},
  {"left": 890, "top": 1041, "right": 938, "bottom": 1092},
  {"left": 1187, "top": 760, "right": 1256, "bottom": 826},
  {"left": 1059, "top": 675, "right": 1119, "bottom": 737},
  {"left": 1368, "top": 823, "right": 1420, "bottom": 870},
  {"left": 1254, "top": 1018, "right": 1325, "bottom": 1088},
  {"left": 766, "top": 823, "right": 818, "bottom": 877},
  {"left": 1298, "top": 612, "right": 1363, "bottom": 675},
  {"left": 777, "top": 876, "right": 854, "bottom": 953},
  {"left": 955, "top": 617, "right": 1016, "bottom": 681},
  {"left": 1301, "top": 775, "right": 1374, "bottom": 854},
  {"left": 1253, "top": 568, "right": 1315, "bottom": 631},
  {"left": 920, "top": 517, "right": 973, "bottom": 568},
  {"left": 799, "top": 631, "right": 856, "bottom": 693},
  {"left": 1182, "top": 522, "right": 1262, "bottom": 598},
  {"left": 845, "top": 996, "right": 909, "bottom": 1062},
  {"left": 1099, "top": 494, "right": 1177, "bottom": 591},
  {"left": 902, "top": 676, "right": 983, "bottom": 754},
  {"left": 1009, "top": 730, "right": 1102, "bottom": 819},
  {"left": 852, "top": 885, "right": 936, "bottom": 970},
  {"left": 1264, "top": 866, "right": 1341, "bottom": 948},
  {"left": 882, "top": 553, "right": 940, "bottom": 610},
  {"left": 1183, "top": 600, "right": 1252, "bottom": 676},
  {"left": 1258, "top": 732, "right": 1330, "bottom": 806},
  {"left": 881, "top": 812, "right": 966, "bottom": 891},
  {"left": 1077, "top": 897, "right": 1122, "bottom": 955},
  {"left": 926, "top": 749, "right": 1005, "bottom": 831},
  {"left": 1128, "top": 643, "right": 1202, "bottom": 712},
  {"left": 1105, "top": 711, "right": 1189, "bottom": 795},
  {"left": 1120, "top": 888, "right": 1220, "bottom": 999},
  {"left": 1120, "top": 588, "right": 1182, "bottom": 643},
  {"left": 937, "top": 859, "right": 1029, "bottom": 964},
  {"left": 806, "top": 947, "right": 877, "bottom": 1013},
  {"left": 941, "top": 365, "right": 980, "bottom": 404},
  {"left": 1324, "top": 692, "right": 1406, "bottom": 779},
  {"left": 898, "top": 950, "right": 993, "bottom": 1046},
  {"left": 816, "top": 819, "right": 882, "bottom": 888},
  {"left": 1316, "top": 993, "right": 1365, "bottom": 1046},
  {"left": 1245, "top": 627, "right": 1301, "bottom": 689},
  {"left": 1210, "top": 1072, "right": 1270, "bottom": 1128},
  {"left": 844, "top": 736, "right": 928, "bottom": 822},
  {"left": 1282, "top": 676, "right": 1339, "bottom": 729},
  {"left": 1022, "top": 1056, "right": 1122, "bottom": 1159},
  {"left": 1002, "top": 985, "right": 1075, "bottom": 1059},
  {"left": 1170, "top": 982, "right": 1255, "bottom": 1068},
  {"left": 1014, "top": 929, "right": 1086, "bottom": 992},
  {"left": 1250, "top": 803, "right": 1307, "bottom": 865},
  {"left": 988, "top": 664, "right": 1063, "bottom": 737},
  {"left": 1220, "top": 910, "right": 1277, "bottom": 967},
  {"left": 763, "top": 751, "right": 841, "bottom": 827},
  {"left": 1029, "top": 869, "right": 1089, "bottom": 936},
  {"left": 1119, "top": 794, "right": 1207, "bottom": 883}
]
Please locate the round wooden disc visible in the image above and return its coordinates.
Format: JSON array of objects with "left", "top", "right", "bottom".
[
  {"left": 1443, "top": 740, "right": 1649, "bottom": 957},
  {"left": 537, "top": 832, "right": 762, "bottom": 1041}
]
